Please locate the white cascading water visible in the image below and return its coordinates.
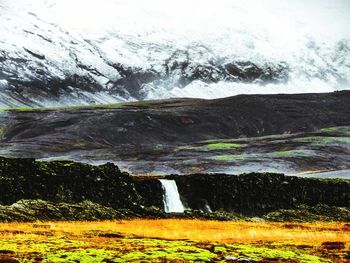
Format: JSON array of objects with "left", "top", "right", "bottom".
[
  {"left": 0, "top": 0, "right": 349, "bottom": 106},
  {"left": 205, "top": 204, "right": 213, "bottom": 213},
  {"left": 159, "top": 179, "right": 185, "bottom": 213}
]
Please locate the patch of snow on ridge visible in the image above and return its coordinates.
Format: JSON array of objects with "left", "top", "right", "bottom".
[{"left": 143, "top": 79, "right": 339, "bottom": 100}]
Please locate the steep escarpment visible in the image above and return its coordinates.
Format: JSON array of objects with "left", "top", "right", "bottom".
[
  {"left": 0, "top": 157, "right": 141, "bottom": 208},
  {"left": 0, "top": 157, "right": 349, "bottom": 221},
  {"left": 172, "top": 173, "right": 350, "bottom": 216}
]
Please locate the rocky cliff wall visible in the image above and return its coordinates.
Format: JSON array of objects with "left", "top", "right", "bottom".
[
  {"left": 0, "top": 157, "right": 349, "bottom": 217},
  {"left": 173, "top": 173, "right": 350, "bottom": 216}
]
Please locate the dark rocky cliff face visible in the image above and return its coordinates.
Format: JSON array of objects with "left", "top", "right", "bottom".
[
  {"left": 133, "top": 179, "right": 164, "bottom": 208},
  {"left": 172, "top": 173, "right": 350, "bottom": 216},
  {"left": 0, "top": 157, "right": 348, "bottom": 219},
  {"left": 0, "top": 157, "right": 141, "bottom": 209}
]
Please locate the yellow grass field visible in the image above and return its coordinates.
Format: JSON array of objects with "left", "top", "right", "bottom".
[{"left": 0, "top": 220, "right": 349, "bottom": 262}]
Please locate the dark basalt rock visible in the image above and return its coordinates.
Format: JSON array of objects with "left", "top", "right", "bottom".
[
  {"left": 0, "top": 256, "right": 19, "bottom": 263},
  {"left": 108, "top": 60, "right": 289, "bottom": 100},
  {"left": 6, "top": 74, "right": 103, "bottom": 106},
  {"left": 0, "top": 157, "right": 141, "bottom": 209},
  {"left": 23, "top": 48, "right": 46, "bottom": 60},
  {"left": 172, "top": 173, "right": 350, "bottom": 216},
  {"left": 0, "top": 157, "right": 349, "bottom": 221},
  {"left": 0, "top": 199, "right": 123, "bottom": 222},
  {"left": 164, "top": 50, "right": 289, "bottom": 85},
  {"left": 224, "top": 61, "right": 289, "bottom": 82},
  {"left": 133, "top": 178, "right": 164, "bottom": 208},
  {"left": 321, "top": 242, "right": 346, "bottom": 250},
  {"left": 110, "top": 63, "right": 161, "bottom": 99},
  {"left": 264, "top": 204, "right": 350, "bottom": 222}
]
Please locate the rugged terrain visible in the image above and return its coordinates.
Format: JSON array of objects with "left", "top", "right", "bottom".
[
  {"left": 0, "top": 91, "right": 349, "bottom": 175},
  {"left": 1, "top": 0, "right": 349, "bottom": 107},
  {"left": 1, "top": 1, "right": 349, "bottom": 262},
  {"left": 0, "top": 156, "right": 349, "bottom": 262},
  {"left": 0, "top": 156, "right": 349, "bottom": 222}
]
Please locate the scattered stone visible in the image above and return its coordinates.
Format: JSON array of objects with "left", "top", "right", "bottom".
[
  {"left": 260, "top": 260, "right": 298, "bottom": 263},
  {"left": 249, "top": 217, "right": 266, "bottom": 222},
  {"left": 180, "top": 116, "right": 194, "bottom": 125},
  {"left": 321, "top": 241, "right": 346, "bottom": 250},
  {"left": 342, "top": 224, "right": 350, "bottom": 231},
  {"left": 225, "top": 256, "right": 237, "bottom": 262},
  {"left": 0, "top": 255, "right": 19, "bottom": 263},
  {"left": 32, "top": 224, "right": 51, "bottom": 228},
  {"left": 98, "top": 232, "right": 125, "bottom": 238},
  {"left": 282, "top": 224, "right": 312, "bottom": 230},
  {"left": 237, "top": 258, "right": 253, "bottom": 262},
  {"left": 0, "top": 251, "right": 15, "bottom": 255},
  {"left": 296, "top": 245, "right": 313, "bottom": 249}
]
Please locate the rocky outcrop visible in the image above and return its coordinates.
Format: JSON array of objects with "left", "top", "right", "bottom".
[
  {"left": 0, "top": 199, "right": 123, "bottom": 222},
  {"left": 4, "top": 75, "right": 104, "bottom": 107},
  {"left": 173, "top": 173, "right": 350, "bottom": 216},
  {"left": 0, "top": 158, "right": 350, "bottom": 221},
  {"left": 109, "top": 60, "right": 289, "bottom": 100},
  {"left": 133, "top": 179, "right": 164, "bottom": 209},
  {"left": 164, "top": 54, "right": 289, "bottom": 87},
  {"left": 264, "top": 204, "right": 350, "bottom": 222},
  {"left": 0, "top": 199, "right": 246, "bottom": 222},
  {"left": 0, "top": 200, "right": 348, "bottom": 223},
  {"left": 0, "top": 157, "right": 349, "bottom": 221},
  {"left": 0, "top": 157, "right": 141, "bottom": 209}
]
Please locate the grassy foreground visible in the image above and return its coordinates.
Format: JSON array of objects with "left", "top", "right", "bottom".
[{"left": 0, "top": 220, "right": 349, "bottom": 262}]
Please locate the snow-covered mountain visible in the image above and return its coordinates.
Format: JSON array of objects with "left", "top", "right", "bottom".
[{"left": 0, "top": 0, "right": 350, "bottom": 107}]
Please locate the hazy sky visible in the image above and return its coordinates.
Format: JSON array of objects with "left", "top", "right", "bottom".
[{"left": 7, "top": 0, "right": 348, "bottom": 41}]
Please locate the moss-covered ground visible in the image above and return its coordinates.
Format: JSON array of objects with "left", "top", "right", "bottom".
[
  {"left": 178, "top": 142, "right": 245, "bottom": 152},
  {"left": 0, "top": 220, "right": 349, "bottom": 262},
  {"left": 172, "top": 125, "right": 350, "bottom": 175}
]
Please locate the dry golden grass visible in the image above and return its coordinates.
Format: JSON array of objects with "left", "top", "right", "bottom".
[
  {"left": 1, "top": 219, "right": 348, "bottom": 244},
  {"left": 1, "top": 220, "right": 349, "bottom": 262}
]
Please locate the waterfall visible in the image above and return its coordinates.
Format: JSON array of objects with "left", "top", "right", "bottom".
[
  {"left": 205, "top": 204, "right": 213, "bottom": 213},
  {"left": 159, "top": 179, "right": 185, "bottom": 213}
]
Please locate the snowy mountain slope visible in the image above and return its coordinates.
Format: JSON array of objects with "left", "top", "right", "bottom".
[{"left": 0, "top": 0, "right": 349, "bottom": 107}]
